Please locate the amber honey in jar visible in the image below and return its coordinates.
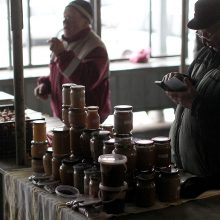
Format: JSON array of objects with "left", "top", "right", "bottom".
[
  {"left": 52, "top": 126, "right": 70, "bottom": 157},
  {"left": 114, "top": 105, "right": 133, "bottom": 134},
  {"left": 32, "top": 158, "right": 44, "bottom": 173},
  {"left": 70, "top": 85, "right": 85, "bottom": 108},
  {"left": 43, "top": 147, "right": 53, "bottom": 176},
  {"left": 32, "top": 120, "right": 47, "bottom": 142},
  {"left": 62, "top": 83, "right": 76, "bottom": 106},
  {"left": 135, "top": 170, "right": 156, "bottom": 207},
  {"left": 31, "top": 140, "right": 48, "bottom": 159},
  {"left": 152, "top": 136, "right": 171, "bottom": 168},
  {"left": 86, "top": 106, "right": 100, "bottom": 129},
  {"left": 157, "top": 166, "right": 180, "bottom": 202},
  {"left": 62, "top": 105, "right": 70, "bottom": 127},
  {"left": 135, "top": 139, "right": 156, "bottom": 171},
  {"left": 68, "top": 107, "right": 86, "bottom": 128}
]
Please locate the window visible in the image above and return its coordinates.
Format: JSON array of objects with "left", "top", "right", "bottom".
[{"left": 0, "top": 0, "right": 197, "bottom": 69}]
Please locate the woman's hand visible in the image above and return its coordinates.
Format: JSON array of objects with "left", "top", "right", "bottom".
[
  {"left": 34, "top": 83, "right": 49, "bottom": 100},
  {"left": 48, "top": 37, "right": 65, "bottom": 56}
]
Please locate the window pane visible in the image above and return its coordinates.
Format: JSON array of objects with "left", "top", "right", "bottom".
[
  {"left": 0, "top": 0, "right": 10, "bottom": 68},
  {"left": 151, "top": 0, "right": 182, "bottom": 57},
  {"left": 101, "top": 0, "right": 150, "bottom": 60}
]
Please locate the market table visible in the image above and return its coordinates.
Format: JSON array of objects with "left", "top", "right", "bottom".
[{"left": 3, "top": 168, "right": 220, "bottom": 220}]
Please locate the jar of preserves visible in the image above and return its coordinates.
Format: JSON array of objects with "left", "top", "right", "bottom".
[
  {"left": 84, "top": 167, "right": 98, "bottom": 195},
  {"left": 114, "top": 105, "right": 133, "bottom": 134},
  {"left": 103, "top": 138, "right": 115, "bottom": 154},
  {"left": 151, "top": 136, "right": 171, "bottom": 168},
  {"left": 70, "top": 85, "right": 85, "bottom": 108},
  {"left": 86, "top": 106, "right": 100, "bottom": 129},
  {"left": 157, "top": 166, "right": 180, "bottom": 202},
  {"left": 62, "top": 105, "right": 70, "bottom": 127},
  {"left": 80, "top": 129, "right": 98, "bottom": 162},
  {"left": 52, "top": 126, "right": 70, "bottom": 157},
  {"left": 68, "top": 107, "right": 86, "bottom": 128},
  {"left": 89, "top": 173, "right": 101, "bottom": 198},
  {"left": 59, "top": 158, "right": 80, "bottom": 186},
  {"left": 135, "top": 171, "right": 156, "bottom": 207},
  {"left": 90, "top": 130, "right": 111, "bottom": 163},
  {"left": 32, "top": 158, "right": 44, "bottom": 173},
  {"left": 43, "top": 147, "right": 53, "bottom": 176},
  {"left": 62, "top": 83, "right": 76, "bottom": 106},
  {"left": 135, "top": 139, "right": 156, "bottom": 171},
  {"left": 31, "top": 140, "right": 48, "bottom": 159},
  {"left": 32, "top": 120, "right": 47, "bottom": 142},
  {"left": 70, "top": 127, "right": 84, "bottom": 158}
]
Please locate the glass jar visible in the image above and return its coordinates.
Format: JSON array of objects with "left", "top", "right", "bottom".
[
  {"left": 68, "top": 107, "right": 86, "bottom": 128},
  {"left": 135, "top": 139, "right": 156, "bottom": 171},
  {"left": 151, "top": 136, "right": 171, "bottom": 168},
  {"left": 52, "top": 155, "right": 68, "bottom": 180},
  {"left": 32, "top": 158, "right": 44, "bottom": 173},
  {"left": 80, "top": 129, "right": 98, "bottom": 162},
  {"left": 62, "top": 105, "right": 70, "bottom": 127},
  {"left": 62, "top": 83, "right": 76, "bottom": 106},
  {"left": 89, "top": 173, "right": 101, "bottom": 198},
  {"left": 70, "top": 127, "right": 84, "bottom": 158},
  {"left": 84, "top": 167, "right": 98, "bottom": 195},
  {"left": 74, "top": 163, "right": 91, "bottom": 194},
  {"left": 114, "top": 105, "right": 133, "bottom": 134},
  {"left": 52, "top": 126, "right": 70, "bottom": 157},
  {"left": 100, "top": 124, "right": 114, "bottom": 137},
  {"left": 103, "top": 138, "right": 115, "bottom": 154},
  {"left": 32, "top": 120, "right": 47, "bottom": 142},
  {"left": 135, "top": 171, "right": 156, "bottom": 207},
  {"left": 59, "top": 158, "right": 80, "bottom": 186},
  {"left": 86, "top": 106, "right": 100, "bottom": 129},
  {"left": 90, "top": 130, "right": 111, "bottom": 163},
  {"left": 31, "top": 140, "right": 48, "bottom": 159},
  {"left": 43, "top": 147, "right": 53, "bottom": 176},
  {"left": 114, "top": 134, "right": 132, "bottom": 146},
  {"left": 157, "top": 166, "right": 180, "bottom": 202},
  {"left": 70, "top": 85, "right": 85, "bottom": 108}
]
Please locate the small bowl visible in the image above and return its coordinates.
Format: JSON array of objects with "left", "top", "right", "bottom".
[{"left": 55, "top": 185, "right": 79, "bottom": 198}]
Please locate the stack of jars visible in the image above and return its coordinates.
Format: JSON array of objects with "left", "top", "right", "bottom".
[
  {"left": 112, "top": 105, "right": 136, "bottom": 201},
  {"left": 31, "top": 120, "right": 48, "bottom": 174}
]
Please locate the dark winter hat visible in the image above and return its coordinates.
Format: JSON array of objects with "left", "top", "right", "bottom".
[
  {"left": 66, "top": 0, "right": 93, "bottom": 23},
  {"left": 187, "top": 0, "right": 220, "bottom": 30}
]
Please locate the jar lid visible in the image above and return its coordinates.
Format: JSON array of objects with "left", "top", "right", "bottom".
[
  {"left": 98, "top": 154, "right": 127, "bottom": 165},
  {"left": 100, "top": 124, "right": 113, "bottom": 129},
  {"left": 87, "top": 106, "right": 99, "bottom": 110},
  {"left": 70, "top": 85, "right": 85, "bottom": 90},
  {"left": 114, "top": 105, "right": 133, "bottom": 111},
  {"left": 99, "top": 181, "right": 128, "bottom": 192},
  {"left": 114, "top": 133, "right": 132, "bottom": 139},
  {"left": 31, "top": 140, "right": 48, "bottom": 145},
  {"left": 62, "top": 83, "right": 76, "bottom": 88},
  {"left": 136, "top": 170, "right": 155, "bottom": 181},
  {"left": 135, "top": 139, "right": 154, "bottom": 146},
  {"left": 46, "top": 147, "right": 53, "bottom": 153},
  {"left": 104, "top": 138, "right": 115, "bottom": 145},
  {"left": 160, "top": 166, "right": 179, "bottom": 175},
  {"left": 53, "top": 126, "right": 69, "bottom": 133},
  {"left": 68, "top": 107, "right": 86, "bottom": 112},
  {"left": 93, "top": 130, "right": 110, "bottom": 139},
  {"left": 151, "top": 136, "right": 171, "bottom": 143},
  {"left": 32, "top": 120, "right": 46, "bottom": 125}
]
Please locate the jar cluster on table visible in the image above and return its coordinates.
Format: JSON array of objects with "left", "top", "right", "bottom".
[{"left": 30, "top": 83, "right": 180, "bottom": 215}]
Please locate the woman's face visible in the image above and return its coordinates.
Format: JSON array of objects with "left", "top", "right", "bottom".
[{"left": 63, "top": 6, "right": 88, "bottom": 38}]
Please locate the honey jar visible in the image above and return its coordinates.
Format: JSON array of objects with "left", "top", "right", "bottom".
[
  {"left": 32, "top": 120, "right": 47, "bottom": 142},
  {"left": 62, "top": 83, "right": 76, "bottom": 106},
  {"left": 86, "top": 106, "right": 100, "bottom": 129},
  {"left": 32, "top": 158, "right": 44, "bottom": 173},
  {"left": 68, "top": 107, "right": 86, "bottom": 128},
  {"left": 31, "top": 140, "right": 48, "bottom": 159},
  {"left": 70, "top": 85, "right": 85, "bottom": 108},
  {"left": 43, "top": 147, "right": 53, "bottom": 176}
]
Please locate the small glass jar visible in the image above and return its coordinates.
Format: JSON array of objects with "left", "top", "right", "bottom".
[
  {"left": 59, "top": 158, "right": 80, "bottom": 186},
  {"left": 84, "top": 167, "right": 98, "bottom": 195},
  {"left": 31, "top": 140, "right": 48, "bottom": 159},
  {"left": 151, "top": 136, "right": 171, "bottom": 168},
  {"left": 52, "top": 155, "right": 68, "bottom": 180},
  {"left": 103, "top": 138, "right": 115, "bottom": 154},
  {"left": 32, "top": 120, "right": 47, "bottom": 142},
  {"left": 52, "top": 126, "right": 70, "bottom": 157},
  {"left": 135, "top": 139, "right": 156, "bottom": 171},
  {"left": 62, "top": 105, "right": 70, "bottom": 127},
  {"left": 135, "top": 171, "right": 156, "bottom": 207},
  {"left": 90, "top": 130, "right": 111, "bottom": 163},
  {"left": 89, "top": 173, "right": 101, "bottom": 198},
  {"left": 70, "top": 85, "right": 85, "bottom": 108},
  {"left": 68, "top": 107, "right": 86, "bottom": 128},
  {"left": 62, "top": 83, "right": 76, "bottom": 106},
  {"left": 43, "top": 147, "right": 53, "bottom": 176},
  {"left": 32, "top": 158, "right": 44, "bottom": 173},
  {"left": 100, "top": 124, "right": 114, "bottom": 137},
  {"left": 114, "top": 105, "right": 133, "bottom": 134},
  {"left": 157, "top": 166, "right": 180, "bottom": 202},
  {"left": 70, "top": 127, "right": 84, "bottom": 158},
  {"left": 86, "top": 106, "right": 100, "bottom": 129}
]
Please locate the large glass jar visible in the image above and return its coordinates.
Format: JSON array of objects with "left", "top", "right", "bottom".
[
  {"left": 32, "top": 120, "right": 47, "bottom": 142},
  {"left": 62, "top": 83, "right": 75, "bottom": 106},
  {"left": 59, "top": 158, "right": 80, "bottom": 186},
  {"left": 114, "top": 105, "right": 133, "bottom": 134},
  {"left": 135, "top": 139, "right": 156, "bottom": 171},
  {"left": 135, "top": 171, "right": 156, "bottom": 207},
  {"left": 157, "top": 166, "right": 180, "bottom": 202},
  {"left": 52, "top": 126, "right": 70, "bottom": 157},
  {"left": 68, "top": 107, "right": 86, "bottom": 128},
  {"left": 86, "top": 106, "right": 100, "bottom": 129},
  {"left": 90, "top": 130, "right": 111, "bottom": 164},
  {"left": 43, "top": 147, "right": 53, "bottom": 176},
  {"left": 70, "top": 85, "right": 85, "bottom": 108},
  {"left": 151, "top": 136, "right": 171, "bottom": 168}
]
